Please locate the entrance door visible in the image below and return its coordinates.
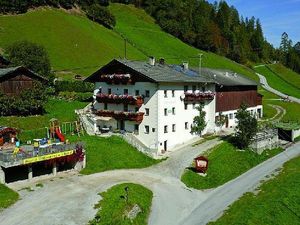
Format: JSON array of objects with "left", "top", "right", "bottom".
[
  {"left": 120, "top": 120, "right": 125, "bottom": 131},
  {"left": 164, "top": 140, "right": 167, "bottom": 152}
]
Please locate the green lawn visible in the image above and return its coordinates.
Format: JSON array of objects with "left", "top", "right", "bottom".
[
  {"left": 209, "top": 156, "right": 300, "bottom": 225},
  {"left": 255, "top": 65, "right": 300, "bottom": 99},
  {"left": 0, "top": 184, "right": 19, "bottom": 209},
  {"left": 0, "top": 99, "right": 87, "bottom": 141},
  {"left": 181, "top": 142, "right": 282, "bottom": 189},
  {"left": 68, "top": 135, "right": 159, "bottom": 174},
  {"left": 268, "top": 63, "right": 300, "bottom": 88},
  {"left": 90, "top": 183, "right": 152, "bottom": 225}
]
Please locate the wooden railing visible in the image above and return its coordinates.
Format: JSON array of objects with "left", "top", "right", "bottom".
[
  {"left": 96, "top": 110, "right": 145, "bottom": 123},
  {"left": 96, "top": 94, "right": 143, "bottom": 106}
]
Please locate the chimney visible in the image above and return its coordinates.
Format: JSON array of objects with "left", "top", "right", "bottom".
[
  {"left": 149, "top": 56, "right": 155, "bottom": 66},
  {"left": 159, "top": 58, "right": 165, "bottom": 65},
  {"left": 182, "top": 61, "right": 189, "bottom": 70}
]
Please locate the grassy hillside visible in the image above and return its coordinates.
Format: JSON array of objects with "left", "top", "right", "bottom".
[
  {"left": 0, "top": 4, "right": 257, "bottom": 81},
  {"left": 110, "top": 3, "right": 258, "bottom": 81},
  {"left": 0, "top": 8, "right": 145, "bottom": 75},
  {"left": 255, "top": 65, "right": 300, "bottom": 99},
  {"left": 268, "top": 64, "right": 300, "bottom": 88}
]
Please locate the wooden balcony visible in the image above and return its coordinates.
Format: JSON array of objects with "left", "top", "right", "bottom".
[
  {"left": 184, "top": 92, "right": 215, "bottom": 102},
  {"left": 96, "top": 110, "right": 145, "bottom": 123},
  {"left": 100, "top": 73, "right": 133, "bottom": 84},
  {"left": 96, "top": 94, "right": 144, "bottom": 106}
]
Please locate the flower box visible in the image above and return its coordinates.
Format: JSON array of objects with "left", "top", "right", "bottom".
[
  {"left": 96, "top": 110, "right": 144, "bottom": 123},
  {"left": 184, "top": 92, "right": 215, "bottom": 102},
  {"left": 96, "top": 94, "right": 144, "bottom": 106},
  {"left": 100, "top": 74, "right": 133, "bottom": 84}
]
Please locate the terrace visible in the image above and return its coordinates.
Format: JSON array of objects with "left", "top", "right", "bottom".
[
  {"left": 0, "top": 143, "right": 82, "bottom": 168},
  {"left": 95, "top": 110, "right": 144, "bottom": 123}
]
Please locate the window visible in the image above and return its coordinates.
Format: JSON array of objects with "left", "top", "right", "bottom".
[
  {"left": 124, "top": 104, "right": 128, "bottom": 112},
  {"left": 193, "top": 103, "right": 196, "bottom": 109},
  {"left": 108, "top": 88, "right": 112, "bottom": 94},
  {"left": 164, "top": 108, "right": 168, "bottom": 116},
  {"left": 98, "top": 88, "right": 102, "bottom": 94},
  {"left": 172, "top": 124, "right": 176, "bottom": 132},
  {"left": 104, "top": 103, "right": 108, "bottom": 110},
  {"left": 201, "top": 86, "right": 205, "bottom": 92},
  {"left": 152, "top": 128, "right": 156, "bottom": 132},
  {"left": 184, "top": 85, "right": 188, "bottom": 92},
  {"left": 145, "top": 90, "right": 150, "bottom": 97},
  {"left": 145, "top": 126, "right": 149, "bottom": 134},
  {"left": 229, "top": 113, "right": 233, "bottom": 119},
  {"left": 124, "top": 89, "right": 128, "bottom": 95},
  {"left": 145, "top": 108, "right": 149, "bottom": 116},
  {"left": 164, "top": 90, "right": 168, "bottom": 98},
  {"left": 135, "top": 90, "right": 140, "bottom": 96},
  {"left": 184, "top": 104, "right": 188, "bottom": 110},
  {"left": 172, "top": 90, "right": 175, "bottom": 97},
  {"left": 172, "top": 107, "right": 175, "bottom": 115},
  {"left": 164, "top": 125, "right": 168, "bottom": 133},
  {"left": 185, "top": 122, "right": 188, "bottom": 130},
  {"left": 135, "top": 107, "right": 139, "bottom": 112},
  {"left": 192, "top": 85, "right": 196, "bottom": 93}
]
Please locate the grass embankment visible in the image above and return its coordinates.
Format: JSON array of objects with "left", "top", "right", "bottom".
[
  {"left": 181, "top": 142, "right": 282, "bottom": 189},
  {"left": 0, "top": 99, "right": 87, "bottom": 141},
  {"left": 0, "top": 184, "right": 19, "bottom": 209},
  {"left": 268, "top": 63, "right": 300, "bottom": 89},
  {"left": 90, "top": 183, "right": 152, "bottom": 225},
  {"left": 209, "top": 156, "right": 300, "bottom": 225},
  {"left": 68, "top": 135, "right": 159, "bottom": 174},
  {"left": 255, "top": 65, "right": 300, "bottom": 99}
]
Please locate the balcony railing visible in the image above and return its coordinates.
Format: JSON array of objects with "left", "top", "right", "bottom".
[
  {"left": 96, "top": 94, "right": 144, "bottom": 106},
  {"left": 184, "top": 92, "right": 215, "bottom": 102},
  {"left": 100, "top": 73, "right": 133, "bottom": 84},
  {"left": 96, "top": 110, "right": 144, "bottom": 123}
]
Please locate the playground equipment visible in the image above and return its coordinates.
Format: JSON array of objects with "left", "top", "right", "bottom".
[{"left": 49, "top": 119, "right": 84, "bottom": 141}]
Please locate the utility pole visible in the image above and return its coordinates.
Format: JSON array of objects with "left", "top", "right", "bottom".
[
  {"left": 124, "top": 38, "right": 127, "bottom": 59},
  {"left": 198, "top": 53, "right": 203, "bottom": 76}
]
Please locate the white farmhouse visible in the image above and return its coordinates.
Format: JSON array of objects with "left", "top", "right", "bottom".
[{"left": 84, "top": 58, "right": 262, "bottom": 156}]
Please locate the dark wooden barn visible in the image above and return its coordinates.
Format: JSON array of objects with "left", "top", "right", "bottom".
[{"left": 0, "top": 66, "right": 48, "bottom": 96}]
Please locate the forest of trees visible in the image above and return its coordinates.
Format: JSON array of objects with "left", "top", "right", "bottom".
[{"left": 0, "top": 0, "right": 300, "bottom": 73}]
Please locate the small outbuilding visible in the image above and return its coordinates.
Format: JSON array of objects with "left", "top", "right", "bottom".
[{"left": 0, "top": 66, "right": 47, "bottom": 95}]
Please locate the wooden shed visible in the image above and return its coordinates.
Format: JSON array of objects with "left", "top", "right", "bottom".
[{"left": 0, "top": 66, "right": 48, "bottom": 95}]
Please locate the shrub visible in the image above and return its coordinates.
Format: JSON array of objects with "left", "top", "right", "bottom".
[
  {"left": 54, "top": 80, "right": 94, "bottom": 93},
  {"left": 6, "top": 41, "right": 52, "bottom": 79},
  {"left": 86, "top": 4, "right": 116, "bottom": 28},
  {"left": 0, "top": 82, "right": 48, "bottom": 116}
]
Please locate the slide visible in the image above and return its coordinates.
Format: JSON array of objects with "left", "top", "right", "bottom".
[{"left": 55, "top": 128, "right": 65, "bottom": 142}]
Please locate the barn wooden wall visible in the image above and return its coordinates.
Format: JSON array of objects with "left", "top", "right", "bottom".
[
  {"left": 0, "top": 73, "right": 35, "bottom": 95},
  {"left": 216, "top": 90, "right": 262, "bottom": 112}
]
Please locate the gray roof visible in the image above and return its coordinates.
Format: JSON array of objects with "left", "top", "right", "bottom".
[
  {"left": 114, "top": 59, "right": 213, "bottom": 83},
  {"left": 86, "top": 59, "right": 257, "bottom": 86},
  {"left": 195, "top": 67, "right": 258, "bottom": 86},
  {"left": 0, "top": 66, "right": 47, "bottom": 81}
]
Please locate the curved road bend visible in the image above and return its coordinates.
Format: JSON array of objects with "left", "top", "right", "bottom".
[{"left": 256, "top": 72, "right": 300, "bottom": 104}]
